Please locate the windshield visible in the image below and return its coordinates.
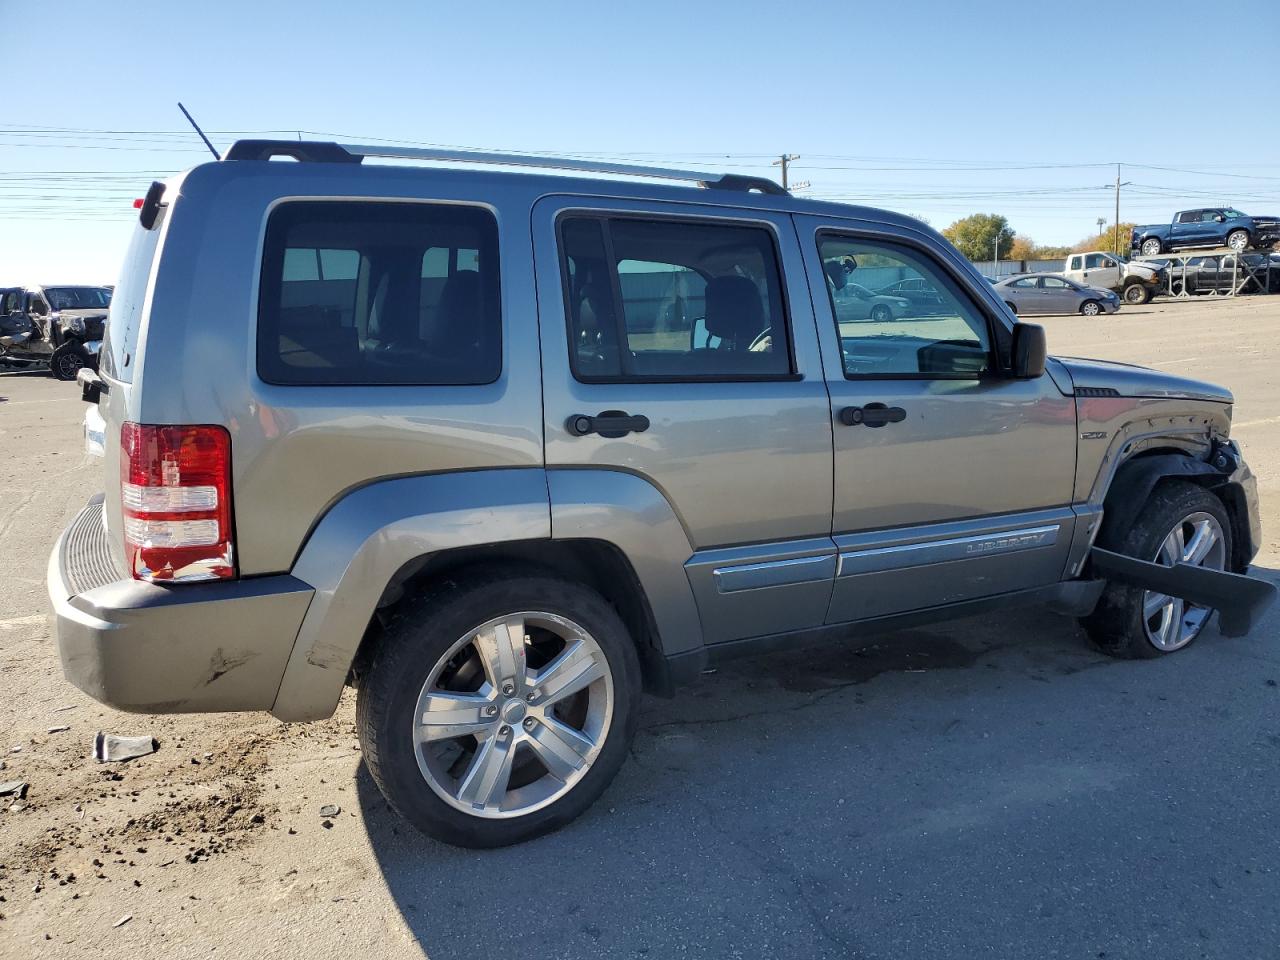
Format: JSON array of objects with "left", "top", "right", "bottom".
[
  {"left": 1222, "top": 208, "right": 1247, "bottom": 219},
  {"left": 43, "top": 286, "right": 112, "bottom": 310}
]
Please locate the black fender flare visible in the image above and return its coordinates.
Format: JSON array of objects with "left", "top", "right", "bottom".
[{"left": 1098, "top": 451, "right": 1228, "bottom": 547}]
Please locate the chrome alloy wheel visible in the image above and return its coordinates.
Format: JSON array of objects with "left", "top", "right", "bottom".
[
  {"left": 1142, "top": 512, "right": 1227, "bottom": 651},
  {"left": 412, "top": 611, "right": 614, "bottom": 819}
]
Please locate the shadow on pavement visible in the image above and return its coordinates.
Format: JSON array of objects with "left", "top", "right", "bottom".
[{"left": 356, "top": 582, "right": 1280, "bottom": 959}]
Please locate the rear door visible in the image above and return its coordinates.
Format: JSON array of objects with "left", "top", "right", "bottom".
[
  {"left": 795, "top": 215, "right": 1078, "bottom": 623},
  {"left": 1171, "top": 210, "right": 1204, "bottom": 246},
  {"left": 533, "top": 196, "right": 836, "bottom": 646}
]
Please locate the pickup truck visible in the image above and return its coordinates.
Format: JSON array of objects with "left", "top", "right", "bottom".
[
  {"left": 1062, "top": 251, "right": 1164, "bottom": 304},
  {"left": 1132, "top": 207, "right": 1280, "bottom": 257}
]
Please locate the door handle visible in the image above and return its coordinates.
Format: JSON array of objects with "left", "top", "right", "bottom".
[
  {"left": 839, "top": 403, "right": 906, "bottom": 428},
  {"left": 566, "top": 410, "right": 651, "bottom": 438}
]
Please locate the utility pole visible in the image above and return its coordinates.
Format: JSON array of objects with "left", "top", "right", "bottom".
[
  {"left": 773, "top": 154, "right": 799, "bottom": 190},
  {"left": 1104, "top": 164, "right": 1132, "bottom": 255},
  {"left": 993, "top": 235, "right": 999, "bottom": 275}
]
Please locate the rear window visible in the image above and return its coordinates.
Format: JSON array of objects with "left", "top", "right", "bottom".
[
  {"left": 101, "top": 221, "right": 163, "bottom": 383},
  {"left": 257, "top": 201, "right": 501, "bottom": 386}
]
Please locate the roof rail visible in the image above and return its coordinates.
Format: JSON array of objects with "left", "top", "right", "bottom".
[{"left": 222, "top": 139, "right": 788, "bottom": 195}]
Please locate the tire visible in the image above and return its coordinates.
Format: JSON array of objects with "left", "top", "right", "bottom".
[
  {"left": 50, "top": 344, "right": 86, "bottom": 381},
  {"left": 869, "top": 304, "right": 892, "bottom": 322},
  {"left": 1080, "top": 299, "right": 1102, "bottom": 317},
  {"left": 1226, "top": 229, "right": 1249, "bottom": 252},
  {"left": 1004, "top": 300, "right": 1019, "bottom": 315},
  {"left": 357, "top": 570, "right": 642, "bottom": 848},
  {"left": 1123, "top": 283, "right": 1151, "bottom": 305},
  {"left": 1082, "top": 481, "right": 1232, "bottom": 659},
  {"left": 1140, "top": 238, "right": 1163, "bottom": 256}
]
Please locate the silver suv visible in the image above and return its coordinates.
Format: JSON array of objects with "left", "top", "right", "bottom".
[{"left": 49, "top": 141, "right": 1267, "bottom": 848}]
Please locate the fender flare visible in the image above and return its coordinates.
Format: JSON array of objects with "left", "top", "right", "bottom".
[
  {"left": 271, "top": 469, "right": 551, "bottom": 721},
  {"left": 1097, "top": 451, "right": 1229, "bottom": 547}
]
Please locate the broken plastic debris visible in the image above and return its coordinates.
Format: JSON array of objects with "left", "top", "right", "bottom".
[
  {"left": 113, "top": 915, "right": 132, "bottom": 928},
  {"left": 0, "top": 781, "right": 28, "bottom": 799},
  {"left": 318, "top": 804, "right": 341, "bottom": 818},
  {"left": 94, "top": 733, "right": 158, "bottom": 763}
]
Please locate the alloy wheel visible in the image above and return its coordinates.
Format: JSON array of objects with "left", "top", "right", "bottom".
[
  {"left": 411, "top": 611, "right": 614, "bottom": 819},
  {"left": 1081, "top": 301, "right": 1101, "bottom": 316},
  {"left": 1142, "top": 511, "right": 1226, "bottom": 651}
]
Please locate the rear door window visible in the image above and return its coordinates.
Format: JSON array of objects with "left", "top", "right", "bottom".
[
  {"left": 257, "top": 201, "right": 501, "bottom": 386},
  {"left": 559, "top": 215, "right": 791, "bottom": 381}
]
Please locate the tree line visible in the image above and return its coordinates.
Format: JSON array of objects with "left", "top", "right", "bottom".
[{"left": 940, "top": 213, "right": 1137, "bottom": 262}]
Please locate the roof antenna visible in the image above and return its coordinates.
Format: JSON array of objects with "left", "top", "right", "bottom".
[{"left": 177, "top": 102, "right": 221, "bottom": 160}]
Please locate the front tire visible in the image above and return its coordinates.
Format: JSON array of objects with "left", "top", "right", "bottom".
[
  {"left": 50, "top": 344, "right": 87, "bottom": 381},
  {"left": 1083, "top": 482, "right": 1231, "bottom": 659},
  {"left": 1123, "top": 283, "right": 1151, "bottom": 305},
  {"left": 1080, "top": 299, "right": 1102, "bottom": 317},
  {"left": 1140, "top": 238, "right": 1163, "bottom": 256},
  {"left": 357, "top": 570, "right": 641, "bottom": 848},
  {"left": 1226, "top": 229, "right": 1249, "bottom": 252}
]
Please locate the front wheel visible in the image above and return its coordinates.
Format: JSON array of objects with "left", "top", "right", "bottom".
[
  {"left": 1226, "top": 229, "right": 1249, "bottom": 252},
  {"left": 1083, "top": 482, "right": 1231, "bottom": 659},
  {"left": 1123, "top": 283, "right": 1151, "bottom": 305},
  {"left": 1080, "top": 299, "right": 1102, "bottom": 317},
  {"left": 1140, "top": 238, "right": 1163, "bottom": 256},
  {"left": 357, "top": 571, "right": 641, "bottom": 848},
  {"left": 50, "top": 344, "right": 87, "bottom": 381}
]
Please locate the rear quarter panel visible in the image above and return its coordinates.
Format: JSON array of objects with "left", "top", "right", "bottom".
[{"left": 131, "top": 163, "right": 547, "bottom": 575}]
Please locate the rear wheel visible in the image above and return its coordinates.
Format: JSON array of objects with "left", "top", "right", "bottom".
[
  {"left": 1083, "top": 482, "right": 1231, "bottom": 658},
  {"left": 357, "top": 571, "right": 641, "bottom": 848},
  {"left": 1226, "top": 229, "right": 1249, "bottom": 252},
  {"left": 1140, "top": 238, "right": 1163, "bottom": 256},
  {"left": 1123, "top": 283, "right": 1151, "bottom": 305},
  {"left": 1080, "top": 299, "right": 1102, "bottom": 317},
  {"left": 869, "top": 304, "right": 892, "bottom": 322}
]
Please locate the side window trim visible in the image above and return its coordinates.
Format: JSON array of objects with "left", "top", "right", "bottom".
[
  {"left": 555, "top": 210, "right": 801, "bottom": 384},
  {"left": 815, "top": 228, "right": 1006, "bottom": 382}
]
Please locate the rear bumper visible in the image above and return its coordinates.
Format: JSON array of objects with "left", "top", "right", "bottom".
[{"left": 48, "top": 496, "right": 314, "bottom": 714}]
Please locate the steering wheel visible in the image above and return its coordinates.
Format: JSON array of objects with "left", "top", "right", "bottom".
[{"left": 748, "top": 327, "right": 773, "bottom": 353}]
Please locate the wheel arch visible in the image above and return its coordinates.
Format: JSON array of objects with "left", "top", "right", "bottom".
[
  {"left": 270, "top": 467, "right": 703, "bottom": 722},
  {"left": 1097, "top": 448, "right": 1250, "bottom": 569},
  {"left": 352, "top": 538, "right": 676, "bottom": 700}
]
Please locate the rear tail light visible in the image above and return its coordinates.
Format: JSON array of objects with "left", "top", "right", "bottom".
[{"left": 120, "top": 422, "right": 235, "bottom": 582}]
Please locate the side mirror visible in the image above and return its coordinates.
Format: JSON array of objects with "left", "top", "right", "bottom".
[{"left": 1012, "top": 322, "right": 1046, "bottom": 379}]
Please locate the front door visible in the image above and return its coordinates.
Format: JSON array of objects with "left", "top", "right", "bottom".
[
  {"left": 533, "top": 196, "right": 836, "bottom": 645},
  {"left": 1039, "top": 276, "right": 1079, "bottom": 313},
  {"left": 795, "top": 216, "right": 1079, "bottom": 623},
  {"left": 1083, "top": 253, "right": 1121, "bottom": 291}
]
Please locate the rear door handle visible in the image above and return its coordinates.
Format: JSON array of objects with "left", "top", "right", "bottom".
[
  {"left": 839, "top": 403, "right": 906, "bottom": 428},
  {"left": 566, "top": 410, "right": 651, "bottom": 438}
]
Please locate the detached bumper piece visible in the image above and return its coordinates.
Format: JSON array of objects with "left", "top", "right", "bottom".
[{"left": 1089, "top": 547, "right": 1276, "bottom": 638}]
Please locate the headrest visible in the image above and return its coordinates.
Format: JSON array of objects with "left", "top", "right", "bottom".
[{"left": 704, "top": 276, "right": 765, "bottom": 343}]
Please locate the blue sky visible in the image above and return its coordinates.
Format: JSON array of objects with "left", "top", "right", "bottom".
[{"left": 3, "top": 0, "right": 1278, "bottom": 282}]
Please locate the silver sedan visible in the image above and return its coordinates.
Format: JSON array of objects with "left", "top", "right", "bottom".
[{"left": 992, "top": 274, "right": 1121, "bottom": 316}]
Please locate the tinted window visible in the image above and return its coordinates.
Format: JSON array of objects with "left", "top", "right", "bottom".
[
  {"left": 1068, "top": 256, "right": 1082, "bottom": 270},
  {"left": 560, "top": 216, "right": 790, "bottom": 380},
  {"left": 1177, "top": 211, "right": 1200, "bottom": 224},
  {"left": 258, "top": 202, "right": 501, "bottom": 386},
  {"left": 819, "top": 235, "right": 991, "bottom": 378}
]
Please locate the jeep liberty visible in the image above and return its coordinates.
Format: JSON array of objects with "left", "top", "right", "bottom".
[{"left": 49, "top": 141, "right": 1267, "bottom": 847}]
